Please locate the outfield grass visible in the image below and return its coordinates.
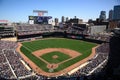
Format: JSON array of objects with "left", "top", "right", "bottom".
[
  {"left": 41, "top": 51, "right": 71, "bottom": 63},
  {"left": 20, "top": 38, "right": 97, "bottom": 72}
]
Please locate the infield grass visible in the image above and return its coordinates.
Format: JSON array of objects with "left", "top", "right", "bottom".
[{"left": 40, "top": 51, "right": 71, "bottom": 63}]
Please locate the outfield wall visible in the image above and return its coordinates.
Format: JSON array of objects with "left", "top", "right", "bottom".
[{"left": 17, "top": 31, "right": 105, "bottom": 44}]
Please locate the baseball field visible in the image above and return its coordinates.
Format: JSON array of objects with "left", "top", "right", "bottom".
[{"left": 18, "top": 38, "right": 97, "bottom": 76}]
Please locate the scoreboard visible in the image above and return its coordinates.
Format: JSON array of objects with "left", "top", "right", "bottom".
[{"left": 29, "top": 16, "right": 52, "bottom": 24}]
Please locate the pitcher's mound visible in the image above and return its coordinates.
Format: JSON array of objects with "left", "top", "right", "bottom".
[{"left": 53, "top": 55, "right": 58, "bottom": 59}]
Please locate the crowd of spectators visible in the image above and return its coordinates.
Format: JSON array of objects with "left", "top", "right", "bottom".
[
  {"left": 96, "top": 43, "right": 109, "bottom": 54},
  {"left": 79, "top": 53, "right": 107, "bottom": 75},
  {"left": 86, "top": 33, "right": 111, "bottom": 42},
  {"left": 0, "top": 63, "right": 15, "bottom": 79},
  {"left": 0, "top": 54, "right": 6, "bottom": 63},
  {"left": 66, "top": 26, "right": 87, "bottom": 35},
  {"left": 16, "top": 24, "right": 88, "bottom": 40},
  {"left": 0, "top": 50, "right": 14, "bottom": 79},
  {"left": 17, "top": 24, "right": 53, "bottom": 31},
  {"left": 0, "top": 41, "right": 17, "bottom": 49},
  {"left": 0, "top": 41, "right": 36, "bottom": 79},
  {"left": 4, "top": 50, "right": 31, "bottom": 77},
  {"left": 0, "top": 41, "right": 17, "bottom": 79},
  {"left": 16, "top": 24, "right": 53, "bottom": 36},
  {"left": 0, "top": 26, "right": 15, "bottom": 38}
]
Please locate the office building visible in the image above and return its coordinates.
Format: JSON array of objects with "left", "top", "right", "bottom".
[
  {"left": 113, "top": 5, "right": 120, "bottom": 20},
  {"left": 55, "top": 18, "right": 59, "bottom": 26},
  {"left": 61, "top": 16, "right": 65, "bottom": 23},
  {"left": 109, "top": 10, "right": 113, "bottom": 21},
  {"left": 66, "top": 17, "right": 69, "bottom": 22},
  {"left": 99, "top": 11, "right": 106, "bottom": 21}
]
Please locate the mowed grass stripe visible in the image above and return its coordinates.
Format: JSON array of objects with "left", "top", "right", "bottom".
[
  {"left": 22, "top": 38, "right": 96, "bottom": 54},
  {"left": 20, "top": 46, "right": 48, "bottom": 71}
]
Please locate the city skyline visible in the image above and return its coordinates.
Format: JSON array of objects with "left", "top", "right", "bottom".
[{"left": 0, "top": 0, "right": 118, "bottom": 22}]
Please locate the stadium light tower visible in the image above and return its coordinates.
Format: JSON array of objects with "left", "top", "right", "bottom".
[{"left": 33, "top": 10, "right": 48, "bottom": 16}]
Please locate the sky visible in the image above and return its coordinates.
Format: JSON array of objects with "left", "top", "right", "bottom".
[{"left": 0, "top": 0, "right": 119, "bottom": 22}]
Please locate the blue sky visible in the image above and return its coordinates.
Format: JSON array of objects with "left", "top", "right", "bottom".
[{"left": 0, "top": 0, "right": 118, "bottom": 22}]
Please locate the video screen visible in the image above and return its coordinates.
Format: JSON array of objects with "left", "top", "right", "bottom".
[{"left": 34, "top": 16, "right": 52, "bottom": 24}]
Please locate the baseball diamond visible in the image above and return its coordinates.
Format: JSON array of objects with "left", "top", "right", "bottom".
[{"left": 17, "top": 38, "right": 98, "bottom": 77}]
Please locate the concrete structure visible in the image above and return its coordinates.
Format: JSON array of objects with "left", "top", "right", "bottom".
[{"left": 90, "top": 25, "right": 106, "bottom": 35}]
